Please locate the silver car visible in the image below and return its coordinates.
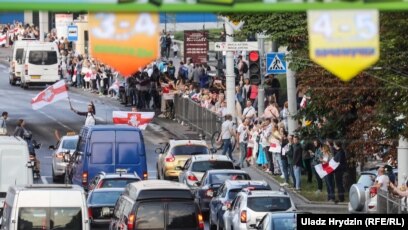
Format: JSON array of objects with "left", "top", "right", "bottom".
[
  {"left": 177, "top": 154, "right": 235, "bottom": 189},
  {"left": 50, "top": 134, "right": 79, "bottom": 182},
  {"left": 223, "top": 189, "right": 296, "bottom": 230}
]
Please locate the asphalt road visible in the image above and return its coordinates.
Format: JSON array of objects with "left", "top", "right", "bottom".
[
  {"left": 0, "top": 62, "right": 346, "bottom": 229},
  {"left": 0, "top": 64, "right": 185, "bottom": 229}
]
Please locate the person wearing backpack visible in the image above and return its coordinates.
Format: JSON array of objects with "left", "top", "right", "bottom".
[
  {"left": 178, "top": 61, "right": 189, "bottom": 81},
  {"left": 167, "top": 60, "right": 176, "bottom": 80}
]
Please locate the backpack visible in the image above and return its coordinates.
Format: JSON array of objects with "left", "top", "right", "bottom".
[
  {"left": 180, "top": 66, "right": 188, "bottom": 80},
  {"left": 242, "top": 61, "right": 248, "bottom": 73}
]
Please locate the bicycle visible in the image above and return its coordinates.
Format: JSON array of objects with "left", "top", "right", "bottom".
[{"left": 163, "top": 99, "right": 175, "bottom": 119}]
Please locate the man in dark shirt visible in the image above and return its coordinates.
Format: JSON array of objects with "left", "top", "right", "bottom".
[
  {"left": 293, "top": 135, "right": 303, "bottom": 191},
  {"left": 333, "top": 140, "right": 347, "bottom": 202}
]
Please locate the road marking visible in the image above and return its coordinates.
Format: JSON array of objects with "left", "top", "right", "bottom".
[
  {"left": 41, "top": 176, "right": 49, "bottom": 184},
  {"left": 37, "top": 110, "right": 73, "bottom": 130}
]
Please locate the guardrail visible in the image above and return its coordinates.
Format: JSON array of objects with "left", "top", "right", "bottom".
[
  {"left": 174, "top": 96, "right": 221, "bottom": 139},
  {"left": 377, "top": 189, "right": 408, "bottom": 213}
]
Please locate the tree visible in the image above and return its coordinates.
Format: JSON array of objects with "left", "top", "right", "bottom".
[{"left": 222, "top": 12, "right": 408, "bottom": 185}]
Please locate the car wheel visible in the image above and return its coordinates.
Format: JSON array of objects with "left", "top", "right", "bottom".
[
  {"left": 156, "top": 164, "right": 160, "bottom": 179},
  {"left": 52, "top": 166, "right": 58, "bottom": 183},
  {"left": 217, "top": 218, "right": 224, "bottom": 230},
  {"left": 209, "top": 215, "right": 217, "bottom": 230}
]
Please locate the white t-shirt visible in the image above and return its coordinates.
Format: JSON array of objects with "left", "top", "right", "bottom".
[
  {"left": 221, "top": 120, "right": 234, "bottom": 140},
  {"left": 237, "top": 124, "right": 248, "bottom": 143},
  {"left": 85, "top": 113, "right": 95, "bottom": 126},
  {"left": 242, "top": 106, "right": 256, "bottom": 119},
  {"left": 375, "top": 174, "right": 390, "bottom": 191}
]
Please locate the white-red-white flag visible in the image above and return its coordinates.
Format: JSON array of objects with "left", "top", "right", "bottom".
[
  {"left": 314, "top": 158, "right": 340, "bottom": 179},
  {"left": 0, "top": 34, "right": 7, "bottom": 46},
  {"left": 112, "top": 111, "right": 155, "bottom": 130},
  {"left": 31, "top": 80, "right": 68, "bottom": 110}
]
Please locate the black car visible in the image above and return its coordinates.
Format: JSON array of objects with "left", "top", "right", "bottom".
[
  {"left": 209, "top": 180, "right": 271, "bottom": 230},
  {"left": 194, "top": 169, "right": 251, "bottom": 215},
  {"left": 87, "top": 188, "right": 124, "bottom": 226}
]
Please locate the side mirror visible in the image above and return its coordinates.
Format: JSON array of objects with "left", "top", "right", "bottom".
[
  {"left": 49, "top": 145, "right": 55, "bottom": 150},
  {"left": 210, "top": 148, "right": 217, "bottom": 154},
  {"left": 175, "top": 166, "right": 183, "bottom": 170},
  {"left": 234, "top": 165, "right": 241, "bottom": 170},
  {"left": 249, "top": 224, "right": 258, "bottom": 229},
  {"left": 194, "top": 181, "right": 201, "bottom": 187},
  {"left": 155, "top": 148, "right": 163, "bottom": 154}
]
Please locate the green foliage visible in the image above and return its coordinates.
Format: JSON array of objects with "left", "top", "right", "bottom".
[{"left": 220, "top": 12, "right": 407, "bottom": 167}]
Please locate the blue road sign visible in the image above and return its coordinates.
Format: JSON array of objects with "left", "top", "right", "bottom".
[
  {"left": 266, "top": 52, "right": 286, "bottom": 75},
  {"left": 67, "top": 25, "right": 78, "bottom": 42}
]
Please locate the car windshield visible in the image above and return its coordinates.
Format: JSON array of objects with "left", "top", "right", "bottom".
[
  {"left": 101, "top": 178, "right": 140, "bottom": 188},
  {"left": 90, "top": 191, "right": 123, "bottom": 205},
  {"left": 271, "top": 216, "right": 297, "bottom": 230},
  {"left": 191, "top": 161, "right": 234, "bottom": 172},
  {"left": 171, "top": 145, "right": 209, "bottom": 155},
  {"left": 17, "top": 207, "right": 82, "bottom": 230},
  {"left": 247, "top": 197, "right": 292, "bottom": 212},
  {"left": 357, "top": 174, "right": 376, "bottom": 188},
  {"left": 62, "top": 139, "right": 78, "bottom": 150},
  {"left": 210, "top": 173, "right": 250, "bottom": 185}
]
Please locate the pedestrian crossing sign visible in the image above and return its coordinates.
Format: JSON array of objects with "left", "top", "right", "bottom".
[{"left": 266, "top": 52, "right": 286, "bottom": 75}]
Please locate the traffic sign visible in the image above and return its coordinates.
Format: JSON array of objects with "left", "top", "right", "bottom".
[
  {"left": 67, "top": 25, "right": 78, "bottom": 42},
  {"left": 308, "top": 10, "right": 379, "bottom": 81},
  {"left": 214, "top": 42, "right": 258, "bottom": 51},
  {"left": 266, "top": 52, "right": 286, "bottom": 75}
]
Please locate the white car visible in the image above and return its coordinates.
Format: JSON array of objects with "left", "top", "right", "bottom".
[
  {"left": 223, "top": 189, "right": 296, "bottom": 230},
  {"left": 178, "top": 154, "right": 235, "bottom": 189},
  {"left": 50, "top": 134, "right": 79, "bottom": 182},
  {"left": 348, "top": 167, "right": 398, "bottom": 213}
]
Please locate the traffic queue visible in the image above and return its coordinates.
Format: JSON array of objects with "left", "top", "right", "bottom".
[{"left": 0, "top": 122, "right": 299, "bottom": 230}]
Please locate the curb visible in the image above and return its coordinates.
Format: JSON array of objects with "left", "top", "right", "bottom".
[{"left": 251, "top": 165, "right": 348, "bottom": 208}]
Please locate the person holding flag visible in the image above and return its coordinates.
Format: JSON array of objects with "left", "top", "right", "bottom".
[
  {"left": 320, "top": 144, "right": 336, "bottom": 202},
  {"left": 70, "top": 101, "right": 96, "bottom": 126}
]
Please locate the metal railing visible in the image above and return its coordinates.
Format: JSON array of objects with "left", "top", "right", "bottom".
[
  {"left": 174, "top": 96, "right": 221, "bottom": 138},
  {"left": 377, "top": 189, "right": 408, "bottom": 213}
]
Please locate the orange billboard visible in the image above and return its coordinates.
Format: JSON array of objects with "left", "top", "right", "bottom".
[{"left": 89, "top": 13, "right": 159, "bottom": 77}]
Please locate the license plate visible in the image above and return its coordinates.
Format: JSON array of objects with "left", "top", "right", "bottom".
[{"left": 31, "top": 75, "right": 41, "bottom": 79}]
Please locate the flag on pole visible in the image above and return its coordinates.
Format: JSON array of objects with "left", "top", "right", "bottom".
[
  {"left": 31, "top": 80, "right": 68, "bottom": 110},
  {"left": 112, "top": 111, "right": 155, "bottom": 130},
  {"left": 314, "top": 158, "right": 340, "bottom": 179}
]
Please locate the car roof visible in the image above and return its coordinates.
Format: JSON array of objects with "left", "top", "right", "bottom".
[
  {"left": 128, "top": 180, "right": 190, "bottom": 191},
  {"left": 0, "top": 136, "right": 27, "bottom": 145},
  {"left": 225, "top": 180, "right": 269, "bottom": 188},
  {"left": 12, "top": 184, "right": 84, "bottom": 192},
  {"left": 89, "top": 187, "right": 125, "bottom": 193},
  {"left": 242, "top": 190, "right": 289, "bottom": 197},
  {"left": 83, "top": 125, "right": 141, "bottom": 132},
  {"left": 191, "top": 154, "right": 231, "bottom": 162},
  {"left": 267, "top": 211, "right": 309, "bottom": 218},
  {"left": 98, "top": 173, "right": 141, "bottom": 179},
  {"left": 206, "top": 169, "right": 248, "bottom": 175},
  {"left": 125, "top": 180, "right": 191, "bottom": 200},
  {"left": 169, "top": 139, "right": 207, "bottom": 147},
  {"left": 60, "top": 135, "right": 79, "bottom": 140}
]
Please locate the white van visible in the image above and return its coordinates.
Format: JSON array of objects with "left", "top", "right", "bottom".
[
  {"left": 20, "top": 42, "right": 60, "bottom": 89},
  {"left": 8, "top": 39, "right": 36, "bottom": 86},
  {"left": 0, "top": 136, "right": 33, "bottom": 225},
  {"left": 1, "top": 184, "right": 90, "bottom": 230}
]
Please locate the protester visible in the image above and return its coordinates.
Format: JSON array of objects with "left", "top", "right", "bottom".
[
  {"left": 293, "top": 135, "right": 303, "bottom": 191},
  {"left": 237, "top": 118, "right": 250, "bottom": 168},
  {"left": 0, "top": 112, "right": 8, "bottom": 135},
  {"left": 333, "top": 140, "right": 347, "bottom": 202},
  {"left": 71, "top": 101, "right": 96, "bottom": 126}
]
